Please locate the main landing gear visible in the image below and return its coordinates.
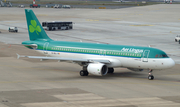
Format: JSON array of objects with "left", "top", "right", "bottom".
[
  {"left": 80, "top": 66, "right": 89, "bottom": 76},
  {"left": 148, "top": 69, "right": 154, "bottom": 80},
  {"left": 80, "top": 70, "right": 89, "bottom": 76}
]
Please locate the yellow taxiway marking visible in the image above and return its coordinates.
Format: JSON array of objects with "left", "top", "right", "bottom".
[
  {"left": 0, "top": 78, "right": 179, "bottom": 87},
  {"left": 148, "top": 8, "right": 159, "bottom": 10},
  {"left": 112, "top": 18, "right": 121, "bottom": 20},
  {"left": 169, "top": 31, "right": 177, "bottom": 34},
  {"left": 86, "top": 19, "right": 99, "bottom": 21},
  {"left": 130, "top": 24, "right": 154, "bottom": 26},
  {"left": 37, "top": 14, "right": 48, "bottom": 16},
  {"left": 131, "top": 14, "right": 143, "bottom": 15},
  {"left": 3, "top": 21, "right": 22, "bottom": 24}
]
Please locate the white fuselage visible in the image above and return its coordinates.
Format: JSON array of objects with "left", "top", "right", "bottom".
[{"left": 37, "top": 49, "right": 175, "bottom": 70}]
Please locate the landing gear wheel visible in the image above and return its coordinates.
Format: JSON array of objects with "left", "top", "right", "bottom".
[
  {"left": 80, "top": 70, "right": 89, "bottom": 76},
  {"left": 85, "top": 71, "right": 89, "bottom": 76},
  {"left": 148, "top": 75, "right": 154, "bottom": 80},
  {"left": 108, "top": 68, "right": 114, "bottom": 73},
  {"left": 80, "top": 70, "right": 85, "bottom": 76},
  {"left": 148, "top": 69, "right": 154, "bottom": 80}
]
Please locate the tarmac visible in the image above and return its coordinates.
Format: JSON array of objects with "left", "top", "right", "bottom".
[{"left": 0, "top": 4, "right": 180, "bottom": 107}]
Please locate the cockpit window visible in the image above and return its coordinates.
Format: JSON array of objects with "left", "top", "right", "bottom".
[
  {"left": 155, "top": 54, "right": 168, "bottom": 58},
  {"left": 162, "top": 54, "right": 168, "bottom": 57},
  {"left": 155, "top": 54, "right": 158, "bottom": 58}
]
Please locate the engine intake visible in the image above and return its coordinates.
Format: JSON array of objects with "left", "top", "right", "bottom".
[{"left": 87, "top": 63, "right": 108, "bottom": 76}]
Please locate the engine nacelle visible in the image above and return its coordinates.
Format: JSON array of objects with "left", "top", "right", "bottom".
[
  {"left": 87, "top": 63, "right": 108, "bottom": 76},
  {"left": 127, "top": 68, "right": 144, "bottom": 72}
]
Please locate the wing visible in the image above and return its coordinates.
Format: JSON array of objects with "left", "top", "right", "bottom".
[{"left": 16, "top": 54, "right": 110, "bottom": 64}]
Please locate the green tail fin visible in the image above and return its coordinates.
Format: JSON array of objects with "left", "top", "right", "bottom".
[{"left": 25, "top": 9, "right": 51, "bottom": 41}]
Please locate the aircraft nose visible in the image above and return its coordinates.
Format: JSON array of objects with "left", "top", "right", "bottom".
[{"left": 167, "top": 58, "right": 175, "bottom": 68}]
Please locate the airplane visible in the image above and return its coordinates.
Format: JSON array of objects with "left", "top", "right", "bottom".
[{"left": 17, "top": 9, "right": 175, "bottom": 80}]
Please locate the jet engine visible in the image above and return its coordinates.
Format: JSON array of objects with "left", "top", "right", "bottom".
[
  {"left": 87, "top": 63, "right": 108, "bottom": 76},
  {"left": 127, "top": 68, "right": 144, "bottom": 72}
]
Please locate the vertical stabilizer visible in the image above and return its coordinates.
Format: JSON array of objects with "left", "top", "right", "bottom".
[{"left": 25, "top": 9, "right": 51, "bottom": 41}]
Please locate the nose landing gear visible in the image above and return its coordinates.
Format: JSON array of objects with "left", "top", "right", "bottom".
[{"left": 148, "top": 69, "right": 154, "bottom": 80}]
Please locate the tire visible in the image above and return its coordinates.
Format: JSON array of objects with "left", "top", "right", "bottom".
[
  {"left": 80, "top": 70, "right": 88, "bottom": 76},
  {"left": 148, "top": 75, "right": 154, "bottom": 80},
  {"left": 175, "top": 39, "right": 177, "bottom": 42},
  {"left": 80, "top": 70, "right": 85, "bottom": 76},
  {"left": 84, "top": 71, "right": 89, "bottom": 76}
]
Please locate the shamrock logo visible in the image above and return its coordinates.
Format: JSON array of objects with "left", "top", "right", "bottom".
[{"left": 29, "top": 20, "right": 41, "bottom": 35}]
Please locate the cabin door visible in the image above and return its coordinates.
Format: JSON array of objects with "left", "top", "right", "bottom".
[
  {"left": 142, "top": 50, "right": 150, "bottom": 62},
  {"left": 43, "top": 42, "right": 49, "bottom": 54}
]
